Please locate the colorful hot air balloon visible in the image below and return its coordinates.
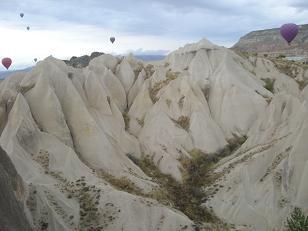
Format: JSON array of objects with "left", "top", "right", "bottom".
[
  {"left": 2, "top": 58, "right": 12, "bottom": 70},
  {"left": 110, "top": 37, "right": 115, "bottom": 44},
  {"left": 20, "top": 13, "right": 24, "bottom": 18},
  {"left": 27, "top": 26, "right": 30, "bottom": 30},
  {"left": 280, "top": 23, "right": 299, "bottom": 45}
]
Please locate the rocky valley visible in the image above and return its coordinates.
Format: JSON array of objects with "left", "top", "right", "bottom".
[{"left": 0, "top": 39, "right": 308, "bottom": 230}]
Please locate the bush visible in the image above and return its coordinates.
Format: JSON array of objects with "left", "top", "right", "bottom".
[
  {"left": 278, "top": 54, "right": 286, "bottom": 59},
  {"left": 262, "top": 78, "right": 275, "bottom": 93},
  {"left": 287, "top": 207, "right": 308, "bottom": 231}
]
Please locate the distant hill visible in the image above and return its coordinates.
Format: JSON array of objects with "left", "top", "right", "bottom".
[
  {"left": 232, "top": 24, "right": 308, "bottom": 57},
  {"left": 0, "top": 70, "right": 15, "bottom": 79},
  {"left": 0, "top": 67, "right": 33, "bottom": 79},
  {"left": 135, "top": 55, "right": 165, "bottom": 61},
  {"left": 63, "top": 52, "right": 166, "bottom": 68}
]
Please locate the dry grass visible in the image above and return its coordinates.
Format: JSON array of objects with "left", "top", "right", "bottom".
[
  {"left": 122, "top": 111, "right": 130, "bottom": 130},
  {"left": 149, "top": 71, "right": 180, "bottom": 103},
  {"left": 173, "top": 116, "right": 190, "bottom": 131}
]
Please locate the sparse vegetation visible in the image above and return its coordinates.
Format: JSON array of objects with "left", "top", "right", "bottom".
[
  {"left": 270, "top": 58, "right": 308, "bottom": 90},
  {"left": 149, "top": 70, "right": 180, "bottom": 103},
  {"left": 133, "top": 63, "right": 144, "bottom": 80},
  {"left": 135, "top": 155, "right": 218, "bottom": 223},
  {"left": 178, "top": 96, "right": 185, "bottom": 109},
  {"left": 237, "top": 51, "right": 250, "bottom": 59},
  {"left": 297, "top": 80, "right": 308, "bottom": 90},
  {"left": 173, "top": 116, "right": 190, "bottom": 131},
  {"left": 262, "top": 78, "right": 275, "bottom": 93},
  {"left": 122, "top": 111, "right": 130, "bottom": 130},
  {"left": 165, "top": 99, "right": 172, "bottom": 108},
  {"left": 49, "top": 172, "right": 103, "bottom": 230},
  {"left": 98, "top": 170, "right": 145, "bottom": 197},
  {"left": 286, "top": 207, "right": 308, "bottom": 231},
  {"left": 136, "top": 117, "right": 144, "bottom": 127},
  {"left": 144, "top": 64, "right": 155, "bottom": 79},
  {"left": 228, "top": 135, "right": 248, "bottom": 153},
  {"left": 128, "top": 147, "right": 238, "bottom": 229},
  {"left": 277, "top": 54, "right": 286, "bottom": 59}
]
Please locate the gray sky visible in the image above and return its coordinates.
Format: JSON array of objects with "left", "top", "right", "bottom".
[{"left": 0, "top": 0, "right": 307, "bottom": 69}]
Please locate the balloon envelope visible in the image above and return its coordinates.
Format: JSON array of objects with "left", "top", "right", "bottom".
[
  {"left": 280, "top": 23, "right": 299, "bottom": 44},
  {"left": 2, "top": 58, "right": 12, "bottom": 70},
  {"left": 20, "top": 13, "right": 24, "bottom": 18},
  {"left": 27, "top": 26, "right": 30, "bottom": 30},
  {"left": 34, "top": 58, "right": 37, "bottom": 62},
  {"left": 110, "top": 37, "right": 115, "bottom": 43}
]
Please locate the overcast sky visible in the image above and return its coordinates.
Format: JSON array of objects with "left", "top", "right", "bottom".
[{"left": 0, "top": 0, "right": 308, "bottom": 69}]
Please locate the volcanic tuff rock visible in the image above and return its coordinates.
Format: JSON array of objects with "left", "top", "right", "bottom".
[
  {"left": 232, "top": 24, "right": 308, "bottom": 57},
  {"left": 0, "top": 38, "right": 307, "bottom": 230},
  {"left": 0, "top": 146, "right": 32, "bottom": 231}
]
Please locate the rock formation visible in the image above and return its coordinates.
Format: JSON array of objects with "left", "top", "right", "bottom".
[
  {"left": 0, "top": 146, "right": 32, "bottom": 231},
  {"left": 232, "top": 24, "right": 308, "bottom": 57},
  {"left": 0, "top": 38, "right": 307, "bottom": 230}
]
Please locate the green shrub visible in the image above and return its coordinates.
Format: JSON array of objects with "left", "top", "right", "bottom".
[
  {"left": 278, "top": 54, "right": 286, "bottom": 59},
  {"left": 262, "top": 78, "right": 275, "bottom": 93},
  {"left": 287, "top": 207, "right": 308, "bottom": 231}
]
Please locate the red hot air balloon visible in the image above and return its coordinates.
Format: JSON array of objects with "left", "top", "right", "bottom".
[
  {"left": 280, "top": 23, "right": 299, "bottom": 45},
  {"left": 110, "top": 37, "right": 115, "bottom": 43},
  {"left": 2, "top": 58, "right": 12, "bottom": 70}
]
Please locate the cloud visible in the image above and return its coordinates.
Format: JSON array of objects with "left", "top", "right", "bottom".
[{"left": 0, "top": 0, "right": 307, "bottom": 69}]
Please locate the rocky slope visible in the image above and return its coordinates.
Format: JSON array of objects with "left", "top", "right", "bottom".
[
  {"left": 0, "top": 39, "right": 307, "bottom": 230},
  {"left": 232, "top": 24, "right": 308, "bottom": 57},
  {"left": 0, "top": 146, "right": 32, "bottom": 231}
]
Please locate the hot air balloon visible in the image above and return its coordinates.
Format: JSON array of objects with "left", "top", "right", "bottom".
[
  {"left": 34, "top": 58, "right": 37, "bottom": 62},
  {"left": 20, "top": 13, "right": 24, "bottom": 18},
  {"left": 280, "top": 23, "right": 299, "bottom": 45},
  {"left": 110, "top": 37, "right": 115, "bottom": 44},
  {"left": 27, "top": 26, "right": 30, "bottom": 30},
  {"left": 2, "top": 58, "right": 12, "bottom": 70}
]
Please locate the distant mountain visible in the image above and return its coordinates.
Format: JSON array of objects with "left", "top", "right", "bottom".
[
  {"left": 0, "top": 67, "right": 33, "bottom": 79},
  {"left": 63, "top": 52, "right": 166, "bottom": 68},
  {"left": 232, "top": 24, "right": 308, "bottom": 57},
  {"left": 135, "top": 55, "right": 166, "bottom": 61}
]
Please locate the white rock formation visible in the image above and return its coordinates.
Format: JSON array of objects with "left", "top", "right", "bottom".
[{"left": 0, "top": 39, "right": 307, "bottom": 230}]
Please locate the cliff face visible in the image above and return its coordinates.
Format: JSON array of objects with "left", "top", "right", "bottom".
[
  {"left": 0, "top": 146, "right": 32, "bottom": 231},
  {"left": 232, "top": 24, "right": 308, "bottom": 56}
]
